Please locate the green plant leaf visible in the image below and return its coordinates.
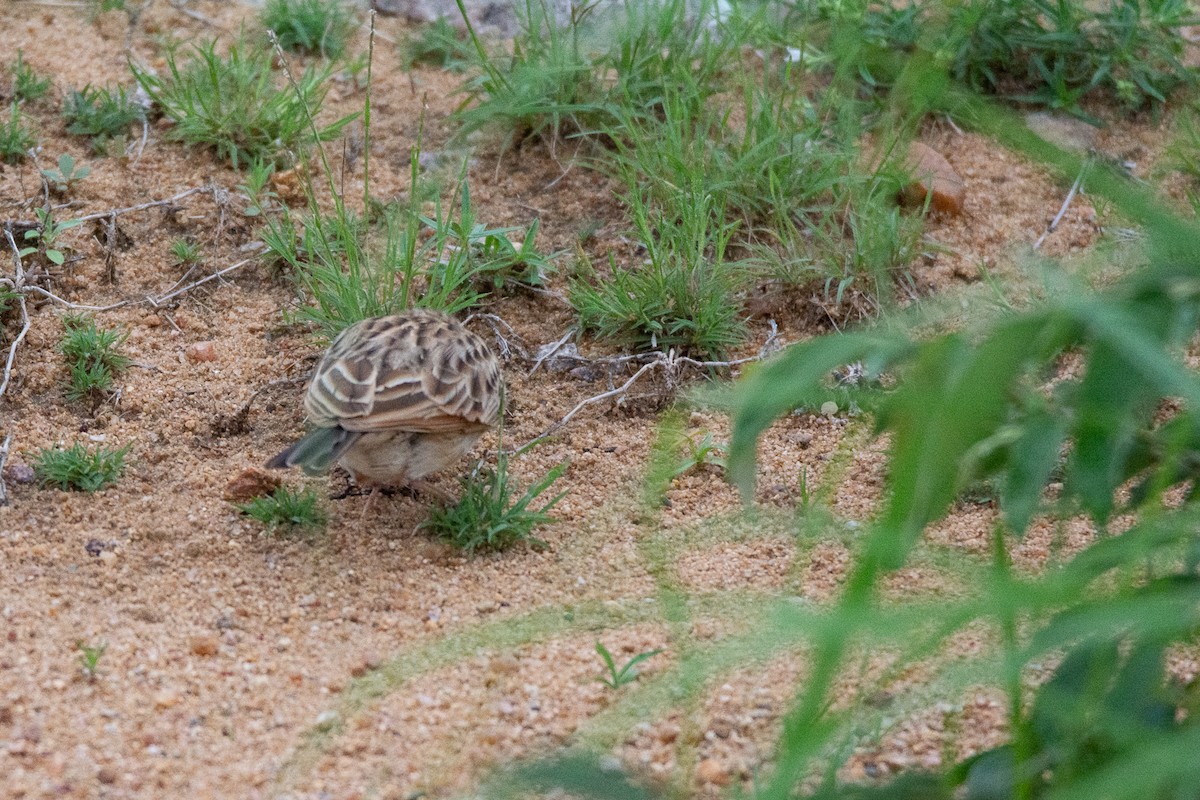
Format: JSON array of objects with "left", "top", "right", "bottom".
[{"left": 1000, "top": 408, "right": 1068, "bottom": 534}]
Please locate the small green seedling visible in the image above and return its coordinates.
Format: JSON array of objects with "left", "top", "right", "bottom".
[
  {"left": 42, "top": 153, "right": 92, "bottom": 195},
  {"left": 594, "top": 641, "right": 663, "bottom": 690},
  {"left": 674, "top": 430, "right": 728, "bottom": 477},
  {"left": 59, "top": 314, "right": 130, "bottom": 401},
  {"left": 10, "top": 51, "right": 51, "bottom": 102},
  {"left": 473, "top": 219, "right": 558, "bottom": 289},
  {"left": 33, "top": 443, "right": 129, "bottom": 492},
  {"left": 77, "top": 640, "right": 108, "bottom": 680},
  {"left": 20, "top": 208, "right": 83, "bottom": 267},
  {"left": 421, "top": 455, "right": 566, "bottom": 554},
  {"left": 238, "top": 486, "right": 327, "bottom": 533},
  {"left": 169, "top": 238, "right": 203, "bottom": 266},
  {"left": 0, "top": 102, "right": 35, "bottom": 164}
]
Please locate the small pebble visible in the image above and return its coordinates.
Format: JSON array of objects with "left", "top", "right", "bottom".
[
  {"left": 222, "top": 468, "right": 281, "bottom": 502},
  {"left": 788, "top": 431, "right": 813, "bottom": 448},
  {"left": 153, "top": 689, "right": 180, "bottom": 709},
  {"left": 820, "top": 401, "right": 839, "bottom": 417},
  {"left": 185, "top": 341, "right": 218, "bottom": 363},
  {"left": 3, "top": 462, "right": 35, "bottom": 484}
]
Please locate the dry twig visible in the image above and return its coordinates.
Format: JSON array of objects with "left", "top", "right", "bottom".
[
  {"left": 1, "top": 227, "right": 34, "bottom": 403},
  {"left": 0, "top": 433, "right": 11, "bottom": 506}
]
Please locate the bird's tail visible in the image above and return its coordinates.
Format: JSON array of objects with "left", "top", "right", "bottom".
[{"left": 265, "top": 427, "right": 361, "bottom": 475}]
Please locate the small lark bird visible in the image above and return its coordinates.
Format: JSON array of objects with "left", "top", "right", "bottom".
[{"left": 266, "top": 310, "right": 502, "bottom": 490}]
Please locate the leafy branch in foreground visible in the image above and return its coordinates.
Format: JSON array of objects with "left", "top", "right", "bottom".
[{"left": 488, "top": 41, "right": 1200, "bottom": 800}]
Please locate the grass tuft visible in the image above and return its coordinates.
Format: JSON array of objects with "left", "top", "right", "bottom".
[
  {"left": 131, "top": 36, "right": 356, "bottom": 169},
  {"left": 61, "top": 84, "right": 144, "bottom": 151},
  {"left": 33, "top": 443, "right": 129, "bottom": 492},
  {"left": 59, "top": 314, "right": 130, "bottom": 402},
  {"left": 261, "top": 0, "right": 356, "bottom": 59},
  {"left": 238, "top": 486, "right": 327, "bottom": 533},
  {"left": 400, "top": 18, "right": 474, "bottom": 72},
  {"left": 0, "top": 102, "right": 35, "bottom": 163},
  {"left": 421, "top": 455, "right": 566, "bottom": 554},
  {"left": 9, "top": 51, "right": 52, "bottom": 103}
]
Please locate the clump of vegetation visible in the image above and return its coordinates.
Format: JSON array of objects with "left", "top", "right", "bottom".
[
  {"left": 400, "top": 17, "right": 474, "bottom": 72},
  {"left": 265, "top": 150, "right": 532, "bottom": 336},
  {"left": 33, "top": 443, "right": 129, "bottom": 492},
  {"left": 19, "top": 208, "right": 82, "bottom": 267},
  {"left": 131, "top": 37, "right": 355, "bottom": 169},
  {"left": 421, "top": 454, "right": 566, "bottom": 554},
  {"left": 453, "top": 0, "right": 613, "bottom": 148},
  {"left": 261, "top": 0, "right": 356, "bottom": 59},
  {"left": 59, "top": 314, "right": 130, "bottom": 402},
  {"left": 855, "top": 0, "right": 1194, "bottom": 116},
  {"left": 41, "top": 153, "right": 91, "bottom": 196},
  {"left": 238, "top": 485, "right": 327, "bottom": 533},
  {"left": 61, "top": 84, "right": 144, "bottom": 151},
  {"left": 0, "top": 102, "right": 35, "bottom": 163},
  {"left": 571, "top": 189, "right": 750, "bottom": 358},
  {"left": 8, "top": 50, "right": 51, "bottom": 103}
]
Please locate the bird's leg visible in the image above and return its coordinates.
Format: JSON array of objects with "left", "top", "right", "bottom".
[
  {"left": 358, "top": 487, "right": 380, "bottom": 521},
  {"left": 408, "top": 479, "right": 457, "bottom": 504}
]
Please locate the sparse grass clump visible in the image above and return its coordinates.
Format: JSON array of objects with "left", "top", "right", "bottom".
[
  {"left": 131, "top": 37, "right": 355, "bottom": 169},
  {"left": 59, "top": 314, "right": 130, "bottom": 401},
  {"left": 61, "top": 84, "right": 144, "bottom": 151},
  {"left": 853, "top": 0, "right": 1195, "bottom": 116},
  {"left": 401, "top": 18, "right": 474, "bottom": 72},
  {"left": 453, "top": 0, "right": 612, "bottom": 147},
  {"left": 571, "top": 189, "right": 751, "bottom": 358},
  {"left": 422, "top": 455, "right": 566, "bottom": 554},
  {"left": 0, "top": 102, "right": 35, "bottom": 163},
  {"left": 261, "top": 0, "right": 356, "bottom": 59},
  {"left": 238, "top": 485, "right": 327, "bottom": 533},
  {"left": 9, "top": 51, "right": 51, "bottom": 103},
  {"left": 33, "top": 442, "right": 129, "bottom": 492}
]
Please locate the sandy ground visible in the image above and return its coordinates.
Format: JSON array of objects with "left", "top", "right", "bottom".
[{"left": 0, "top": 1, "right": 1192, "bottom": 798}]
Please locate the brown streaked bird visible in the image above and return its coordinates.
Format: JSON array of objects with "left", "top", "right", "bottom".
[{"left": 266, "top": 310, "right": 502, "bottom": 490}]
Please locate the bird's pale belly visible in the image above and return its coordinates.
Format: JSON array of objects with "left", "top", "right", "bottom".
[{"left": 339, "top": 430, "right": 484, "bottom": 486}]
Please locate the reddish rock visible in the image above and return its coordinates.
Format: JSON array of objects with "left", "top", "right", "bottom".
[
  {"left": 900, "top": 142, "right": 965, "bottom": 216},
  {"left": 698, "top": 758, "right": 732, "bottom": 786},
  {"left": 222, "top": 468, "right": 281, "bottom": 502},
  {"left": 186, "top": 341, "right": 218, "bottom": 363}
]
